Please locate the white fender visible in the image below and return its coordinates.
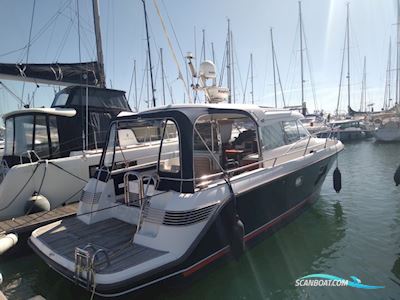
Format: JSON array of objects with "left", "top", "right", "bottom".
[{"left": 0, "top": 233, "right": 18, "bottom": 255}]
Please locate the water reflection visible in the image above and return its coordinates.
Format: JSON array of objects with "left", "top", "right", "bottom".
[
  {"left": 4, "top": 141, "right": 400, "bottom": 299},
  {"left": 162, "top": 199, "right": 347, "bottom": 300}
]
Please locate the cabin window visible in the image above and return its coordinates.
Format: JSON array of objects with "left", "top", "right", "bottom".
[
  {"left": 70, "top": 89, "right": 129, "bottom": 110},
  {"left": 100, "top": 118, "right": 174, "bottom": 172},
  {"left": 131, "top": 125, "right": 162, "bottom": 143},
  {"left": 52, "top": 92, "right": 69, "bottom": 107},
  {"left": 3, "top": 114, "right": 60, "bottom": 161},
  {"left": 194, "top": 122, "right": 220, "bottom": 152},
  {"left": 297, "top": 120, "right": 309, "bottom": 138},
  {"left": 49, "top": 116, "right": 60, "bottom": 157},
  {"left": 88, "top": 112, "right": 112, "bottom": 149},
  {"left": 14, "top": 115, "right": 34, "bottom": 157},
  {"left": 103, "top": 123, "right": 117, "bottom": 168},
  {"left": 260, "top": 122, "right": 285, "bottom": 150},
  {"left": 194, "top": 113, "right": 260, "bottom": 182},
  {"left": 159, "top": 120, "right": 180, "bottom": 173},
  {"left": 282, "top": 121, "right": 300, "bottom": 143},
  {"left": 4, "top": 118, "right": 14, "bottom": 156},
  {"left": 282, "top": 120, "right": 309, "bottom": 144},
  {"left": 34, "top": 115, "right": 50, "bottom": 158}
]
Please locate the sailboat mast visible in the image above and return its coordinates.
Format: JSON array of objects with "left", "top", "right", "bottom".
[
  {"left": 92, "top": 0, "right": 106, "bottom": 88},
  {"left": 231, "top": 31, "right": 236, "bottom": 103},
  {"left": 211, "top": 42, "right": 216, "bottom": 86},
  {"left": 141, "top": 0, "right": 156, "bottom": 107},
  {"left": 346, "top": 2, "right": 351, "bottom": 110},
  {"left": 250, "top": 53, "right": 254, "bottom": 104},
  {"left": 270, "top": 28, "right": 277, "bottom": 108},
  {"left": 299, "top": 1, "right": 304, "bottom": 108},
  {"left": 360, "top": 56, "right": 366, "bottom": 111},
  {"left": 146, "top": 51, "right": 150, "bottom": 109},
  {"left": 134, "top": 60, "right": 138, "bottom": 110},
  {"left": 202, "top": 29, "right": 206, "bottom": 61},
  {"left": 160, "top": 48, "right": 166, "bottom": 106},
  {"left": 227, "top": 19, "right": 232, "bottom": 103},
  {"left": 387, "top": 39, "right": 392, "bottom": 109},
  {"left": 396, "top": 0, "right": 400, "bottom": 104}
]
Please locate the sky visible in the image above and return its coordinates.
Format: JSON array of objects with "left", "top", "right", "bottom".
[{"left": 0, "top": 0, "right": 398, "bottom": 116}]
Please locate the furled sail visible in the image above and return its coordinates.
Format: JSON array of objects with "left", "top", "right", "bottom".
[{"left": 0, "top": 62, "right": 100, "bottom": 86}]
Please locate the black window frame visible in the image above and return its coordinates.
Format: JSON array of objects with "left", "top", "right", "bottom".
[{"left": 4, "top": 113, "right": 59, "bottom": 159}]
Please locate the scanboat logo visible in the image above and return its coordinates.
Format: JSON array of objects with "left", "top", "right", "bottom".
[{"left": 295, "top": 274, "right": 384, "bottom": 289}]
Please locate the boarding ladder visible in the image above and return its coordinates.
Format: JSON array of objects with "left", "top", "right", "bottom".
[{"left": 74, "top": 244, "right": 110, "bottom": 290}]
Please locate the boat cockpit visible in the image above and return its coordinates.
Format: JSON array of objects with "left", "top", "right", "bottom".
[{"left": 94, "top": 105, "right": 320, "bottom": 199}]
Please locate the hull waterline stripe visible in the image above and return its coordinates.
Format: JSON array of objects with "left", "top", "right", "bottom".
[{"left": 182, "top": 190, "right": 317, "bottom": 277}]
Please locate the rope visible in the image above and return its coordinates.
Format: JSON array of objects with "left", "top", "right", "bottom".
[
  {"left": 90, "top": 271, "right": 96, "bottom": 300},
  {"left": 25, "top": 160, "right": 48, "bottom": 215},
  {"left": 76, "top": 0, "right": 82, "bottom": 66},
  {"left": 0, "top": 158, "right": 87, "bottom": 214},
  {"left": 0, "top": 164, "right": 40, "bottom": 212},
  {"left": 47, "top": 162, "right": 88, "bottom": 183},
  {"left": 0, "top": 0, "right": 72, "bottom": 59}
]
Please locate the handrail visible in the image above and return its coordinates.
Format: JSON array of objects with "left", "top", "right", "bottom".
[
  {"left": 303, "top": 136, "right": 312, "bottom": 156},
  {"left": 123, "top": 171, "right": 159, "bottom": 233},
  {"left": 19, "top": 149, "right": 41, "bottom": 164},
  {"left": 123, "top": 172, "right": 142, "bottom": 205},
  {"left": 160, "top": 138, "right": 338, "bottom": 184},
  {"left": 283, "top": 135, "right": 311, "bottom": 156}
]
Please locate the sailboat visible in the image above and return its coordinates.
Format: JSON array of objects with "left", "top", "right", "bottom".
[
  {"left": 320, "top": 3, "right": 368, "bottom": 142},
  {"left": 0, "top": 0, "right": 164, "bottom": 222},
  {"left": 374, "top": 0, "right": 400, "bottom": 142},
  {"left": 285, "top": 2, "right": 328, "bottom": 135}
]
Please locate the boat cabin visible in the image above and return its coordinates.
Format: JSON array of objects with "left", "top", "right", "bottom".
[
  {"left": 2, "top": 86, "right": 130, "bottom": 168},
  {"left": 330, "top": 119, "right": 361, "bottom": 129},
  {"left": 98, "top": 104, "right": 309, "bottom": 194}
]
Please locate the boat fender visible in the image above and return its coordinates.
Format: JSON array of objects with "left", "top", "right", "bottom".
[
  {"left": 230, "top": 214, "right": 245, "bottom": 260},
  {"left": 333, "top": 167, "right": 342, "bottom": 193},
  {"left": 0, "top": 233, "right": 18, "bottom": 255},
  {"left": 25, "top": 193, "right": 50, "bottom": 214},
  {"left": 394, "top": 165, "right": 400, "bottom": 186}
]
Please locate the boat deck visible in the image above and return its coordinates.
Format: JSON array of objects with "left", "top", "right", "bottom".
[{"left": 34, "top": 217, "right": 168, "bottom": 274}]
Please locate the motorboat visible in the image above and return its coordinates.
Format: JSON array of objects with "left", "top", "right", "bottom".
[
  {"left": 317, "top": 119, "right": 370, "bottom": 141},
  {"left": 373, "top": 117, "right": 400, "bottom": 142},
  {"left": 300, "top": 114, "right": 329, "bottom": 135},
  {"left": 29, "top": 102, "right": 344, "bottom": 297}
]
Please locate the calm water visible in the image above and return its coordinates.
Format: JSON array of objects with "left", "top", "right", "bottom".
[{"left": 1, "top": 140, "right": 400, "bottom": 300}]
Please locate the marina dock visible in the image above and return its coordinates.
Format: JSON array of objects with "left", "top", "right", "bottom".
[{"left": 0, "top": 203, "right": 78, "bottom": 257}]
